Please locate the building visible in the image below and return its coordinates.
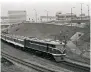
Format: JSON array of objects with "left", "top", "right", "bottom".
[
  {"left": 1, "top": 16, "right": 9, "bottom": 25},
  {"left": 40, "top": 16, "right": 56, "bottom": 22},
  {"left": 71, "top": 14, "right": 90, "bottom": 23},
  {"left": 77, "top": 14, "right": 90, "bottom": 20},
  {"left": 8, "top": 10, "right": 26, "bottom": 24},
  {"left": 56, "top": 12, "right": 77, "bottom": 21},
  {"left": 55, "top": 12, "right": 90, "bottom": 23}
]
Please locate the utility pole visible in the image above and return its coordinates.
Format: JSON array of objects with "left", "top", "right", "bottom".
[
  {"left": 47, "top": 11, "right": 48, "bottom": 22},
  {"left": 45, "top": 10, "right": 48, "bottom": 22},
  {"left": 80, "top": 3, "right": 84, "bottom": 20},
  {"left": 29, "top": 18, "right": 30, "bottom": 21},
  {"left": 71, "top": 8, "right": 72, "bottom": 27},
  {"left": 71, "top": 7, "right": 75, "bottom": 27},
  {"left": 34, "top": 9, "right": 37, "bottom": 22},
  {"left": 87, "top": 5, "right": 90, "bottom": 18}
]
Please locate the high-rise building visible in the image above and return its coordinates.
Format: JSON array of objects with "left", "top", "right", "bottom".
[{"left": 8, "top": 10, "right": 26, "bottom": 24}]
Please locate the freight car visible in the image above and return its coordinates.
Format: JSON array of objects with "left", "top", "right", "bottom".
[{"left": 1, "top": 34, "right": 66, "bottom": 61}]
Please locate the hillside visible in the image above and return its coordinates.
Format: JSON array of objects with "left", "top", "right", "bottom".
[
  {"left": 5, "top": 23, "right": 85, "bottom": 40},
  {"left": 1, "top": 22, "right": 90, "bottom": 63}
]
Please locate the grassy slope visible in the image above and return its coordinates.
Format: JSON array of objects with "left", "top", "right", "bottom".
[{"left": 7, "top": 23, "right": 84, "bottom": 40}]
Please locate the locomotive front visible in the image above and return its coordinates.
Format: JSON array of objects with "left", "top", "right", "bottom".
[{"left": 52, "top": 42, "right": 66, "bottom": 62}]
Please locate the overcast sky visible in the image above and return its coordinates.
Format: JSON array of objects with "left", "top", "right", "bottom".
[{"left": 0, "top": 0, "right": 91, "bottom": 20}]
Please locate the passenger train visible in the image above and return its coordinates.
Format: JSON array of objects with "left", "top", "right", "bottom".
[{"left": 1, "top": 34, "right": 66, "bottom": 61}]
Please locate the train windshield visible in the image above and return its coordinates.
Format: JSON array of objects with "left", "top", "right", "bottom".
[{"left": 56, "top": 45, "right": 65, "bottom": 53}]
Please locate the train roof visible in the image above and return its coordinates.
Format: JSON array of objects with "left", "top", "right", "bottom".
[
  {"left": 27, "top": 37, "right": 63, "bottom": 45},
  {"left": 3, "top": 34, "right": 64, "bottom": 45}
]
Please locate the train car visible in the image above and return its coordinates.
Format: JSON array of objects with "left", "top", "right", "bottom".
[
  {"left": 25, "top": 38, "right": 66, "bottom": 61},
  {"left": 6, "top": 34, "right": 25, "bottom": 48},
  {"left": 1, "top": 34, "right": 66, "bottom": 62}
]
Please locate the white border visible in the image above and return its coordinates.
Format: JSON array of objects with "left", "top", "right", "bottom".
[{"left": 0, "top": 0, "right": 90, "bottom": 72}]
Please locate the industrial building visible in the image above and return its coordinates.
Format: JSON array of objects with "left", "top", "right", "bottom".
[{"left": 8, "top": 10, "right": 26, "bottom": 24}]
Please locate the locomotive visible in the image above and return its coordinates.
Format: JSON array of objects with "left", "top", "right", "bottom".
[{"left": 1, "top": 34, "right": 66, "bottom": 61}]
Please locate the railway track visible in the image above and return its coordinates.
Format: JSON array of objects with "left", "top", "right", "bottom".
[
  {"left": 61, "top": 60, "right": 90, "bottom": 72},
  {"left": 1, "top": 40, "right": 90, "bottom": 72},
  {"left": 1, "top": 51, "right": 62, "bottom": 72},
  {"left": 2, "top": 51, "right": 90, "bottom": 72}
]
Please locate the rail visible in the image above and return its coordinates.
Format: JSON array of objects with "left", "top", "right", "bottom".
[
  {"left": 1, "top": 38, "right": 90, "bottom": 72},
  {"left": 1, "top": 51, "right": 58, "bottom": 72},
  {"left": 63, "top": 58, "right": 90, "bottom": 71}
]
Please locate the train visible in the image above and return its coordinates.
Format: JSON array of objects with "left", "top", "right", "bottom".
[{"left": 1, "top": 33, "right": 66, "bottom": 62}]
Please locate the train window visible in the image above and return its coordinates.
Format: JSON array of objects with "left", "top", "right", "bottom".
[
  {"left": 52, "top": 49, "right": 56, "bottom": 54},
  {"left": 51, "top": 45, "right": 55, "bottom": 48},
  {"left": 38, "top": 42, "right": 46, "bottom": 46},
  {"left": 56, "top": 45, "right": 61, "bottom": 48},
  {"left": 48, "top": 48, "right": 53, "bottom": 53},
  {"left": 56, "top": 45, "right": 65, "bottom": 53},
  {"left": 56, "top": 45, "right": 64, "bottom": 50},
  {"left": 48, "top": 44, "right": 55, "bottom": 48},
  {"left": 29, "top": 40, "right": 47, "bottom": 46},
  {"left": 55, "top": 50, "right": 61, "bottom": 54}
]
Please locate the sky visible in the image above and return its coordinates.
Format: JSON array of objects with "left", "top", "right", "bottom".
[{"left": 0, "top": 0, "right": 91, "bottom": 20}]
